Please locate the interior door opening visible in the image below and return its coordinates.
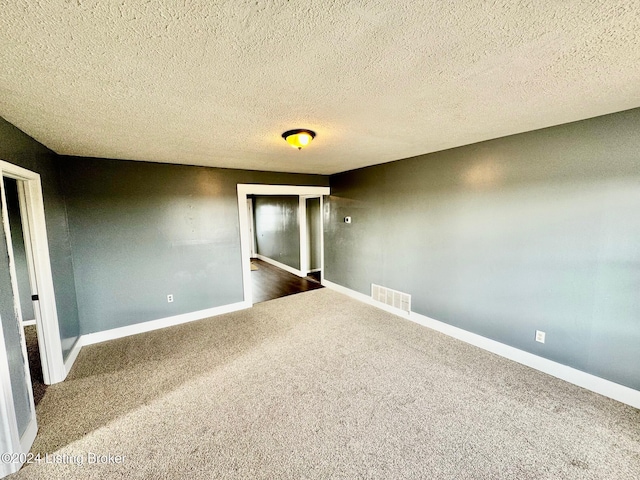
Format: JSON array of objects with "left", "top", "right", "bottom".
[
  {"left": 237, "top": 185, "right": 330, "bottom": 306},
  {"left": 305, "top": 196, "right": 322, "bottom": 282},
  {"left": 0, "top": 160, "right": 66, "bottom": 476},
  {"left": 0, "top": 175, "right": 38, "bottom": 469},
  {"left": 248, "top": 194, "right": 323, "bottom": 304},
  {"left": 3, "top": 178, "right": 47, "bottom": 406}
]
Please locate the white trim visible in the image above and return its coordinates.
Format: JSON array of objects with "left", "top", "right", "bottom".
[
  {"left": 0, "top": 172, "right": 38, "bottom": 462},
  {"left": 238, "top": 189, "right": 254, "bottom": 305},
  {"left": 301, "top": 195, "right": 323, "bottom": 278},
  {"left": 323, "top": 280, "right": 411, "bottom": 318},
  {"left": 64, "top": 338, "right": 83, "bottom": 375},
  {"left": 319, "top": 196, "right": 325, "bottom": 284},
  {"left": 237, "top": 184, "right": 330, "bottom": 306},
  {"left": 0, "top": 160, "right": 66, "bottom": 385},
  {"left": 299, "top": 196, "right": 308, "bottom": 276},
  {"left": 19, "top": 415, "right": 37, "bottom": 453},
  {"left": 82, "top": 301, "right": 250, "bottom": 346},
  {"left": 0, "top": 408, "right": 38, "bottom": 477},
  {"left": 238, "top": 185, "right": 330, "bottom": 196},
  {"left": 255, "top": 253, "right": 304, "bottom": 278},
  {"left": 322, "top": 280, "right": 640, "bottom": 410},
  {"left": 247, "top": 198, "right": 256, "bottom": 258},
  {"left": 23, "top": 177, "right": 65, "bottom": 383},
  {"left": 0, "top": 319, "right": 21, "bottom": 478},
  {"left": 16, "top": 181, "right": 40, "bottom": 333},
  {"left": 0, "top": 162, "right": 37, "bottom": 181}
]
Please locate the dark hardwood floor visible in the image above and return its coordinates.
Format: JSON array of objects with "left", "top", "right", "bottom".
[{"left": 251, "top": 258, "right": 323, "bottom": 304}]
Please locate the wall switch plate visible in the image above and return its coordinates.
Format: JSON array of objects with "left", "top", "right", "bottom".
[
  {"left": 535, "top": 330, "right": 545, "bottom": 343},
  {"left": 344, "top": 216, "right": 351, "bottom": 224},
  {"left": 167, "top": 294, "right": 174, "bottom": 303}
]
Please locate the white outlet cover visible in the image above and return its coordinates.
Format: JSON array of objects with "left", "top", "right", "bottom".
[
  {"left": 167, "top": 294, "right": 174, "bottom": 303},
  {"left": 535, "top": 330, "right": 546, "bottom": 343}
]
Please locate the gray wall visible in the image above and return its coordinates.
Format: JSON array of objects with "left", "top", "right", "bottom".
[
  {"left": 326, "top": 108, "right": 640, "bottom": 390},
  {"left": 59, "top": 157, "right": 327, "bottom": 334},
  {"left": 0, "top": 117, "right": 80, "bottom": 360},
  {"left": 306, "top": 197, "right": 321, "bottom": 271},
  {"left": 3, "top": 178, "right": 35, "bottom": 321},
  {"left": 254, "top": 196, "right": 300, "bottom": 270}
]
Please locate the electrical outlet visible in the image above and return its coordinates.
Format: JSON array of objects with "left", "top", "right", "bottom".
[
  {"left": 535, "top": 330, "right": 545, "bottom": 344},
  {"left": 167, "top": 294, "right": 174, "bottom": 303},
  {"left": 344, "top": 216, "right": 352, "bottom": 224}
]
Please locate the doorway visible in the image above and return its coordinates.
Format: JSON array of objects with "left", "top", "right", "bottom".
[
  {"left": 3, "top": 178, "right": 47, "bottom": 406},
  {"left": 237, "top": 185, "right": 330, "bottom": 305},
  {"left": 248, "top": 194, "right": 324, "bottom": 303},
  {"left": 304, "top": 196, "right": 322, "bottom": 282},
  {"left": 0, "top": 160, "right": 65, "bottom": 476}
]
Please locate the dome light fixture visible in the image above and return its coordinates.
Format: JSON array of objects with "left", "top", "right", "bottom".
[{"left": 282, "top": 129, "right": 316, "bottom": 150}]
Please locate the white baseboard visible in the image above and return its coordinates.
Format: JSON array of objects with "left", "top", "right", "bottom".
[
  {"left": 322, "top": 280, "right": 640, "bottom": 410},
  {"left": 81, "top": 301, "right": 251, "bottom": 346},
  {"left": 63, "top": 337, "right": 83, "bottom": 378},
  {"left": 256, "top": 254, "right": 304, "bottom": 278},
  {"left": 323, "top": 280, "right": 412, "bottom": 319},
  {"left": 19, "top": 417, "right": 38, "bottom": 454},
  {"left": 22, "top": 319, "right": 36, "bottom": 327}
]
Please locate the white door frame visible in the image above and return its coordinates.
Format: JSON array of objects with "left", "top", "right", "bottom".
[
  {"left": 0, "top": 198, "right": 35, "bottom": 478},
  {"left": 0, "top": 159, "right": 69, "bottom": 474},
  {"left": 246, "top": 198, "right": 256, "bottom": 258},
  {"left": 1, "top": 181, "right": 38, "bottom": 454},
  {"left": 237, "top": 184, "right": 330, "bottom": 305},
  {"left": 299, "top": 195, "right": 322, "bottom": 277},
  {"left": 0, "top": 161, "right": 66, "bottom": 383}
]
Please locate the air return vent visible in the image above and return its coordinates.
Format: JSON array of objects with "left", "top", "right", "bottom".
[{"left": 371, "top": 284, "right": 411, "bottom": 314}]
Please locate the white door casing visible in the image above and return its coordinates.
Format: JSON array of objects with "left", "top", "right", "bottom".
[
  {"left": 0, "top": 174, "right": 35, "bottom": 475},
  {"left": 0, "top": 161, "right": 65, "bottom": 384},
  {"left": 237, "top": 185, "right": 330, "bottom": 305},
  {"left": 0, "top": 160, "right": 67, "bottom": 476}
]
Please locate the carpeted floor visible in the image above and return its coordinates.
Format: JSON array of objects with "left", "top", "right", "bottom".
[
  {"left": 24, "top": 325, "right": 47, "bottom": 406},
  {"left": 13, "top": 289, "right": 640, "bottom": 479}
]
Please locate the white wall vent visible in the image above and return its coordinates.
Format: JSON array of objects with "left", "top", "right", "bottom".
[{"left": 371, "top": 284, "right": 411, "bottom": 314}]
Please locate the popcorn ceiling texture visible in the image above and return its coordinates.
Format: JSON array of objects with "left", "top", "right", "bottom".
[{"left": 0, "top": 1, "right": 639, "bottom": 174}]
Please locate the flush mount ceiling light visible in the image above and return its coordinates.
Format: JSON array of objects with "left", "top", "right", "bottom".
[{"left": 282, "top": 129, "right": 316, "bottom": 150}]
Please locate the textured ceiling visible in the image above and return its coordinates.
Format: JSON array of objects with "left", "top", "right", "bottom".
[{"left": 1, "top": 1, "right": 639, "bottom": 175}]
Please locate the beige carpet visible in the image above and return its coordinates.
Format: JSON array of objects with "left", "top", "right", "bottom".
[{"left": 13, "top": 289, "right": 640, "bottom": 479}]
